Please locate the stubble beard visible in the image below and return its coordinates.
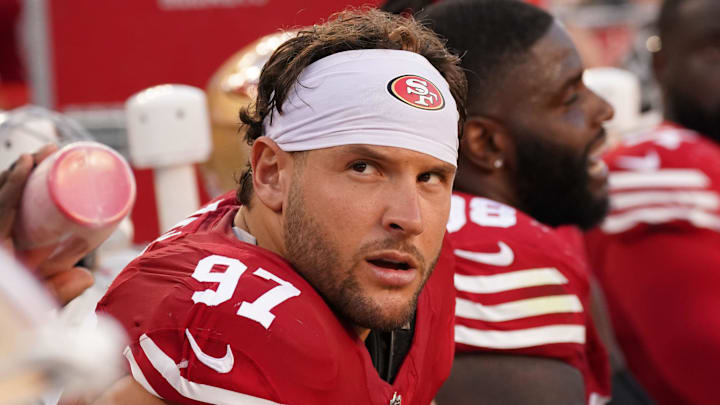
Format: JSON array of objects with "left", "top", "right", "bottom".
[{"left": 283, "top": 180, "right": 436, "bottom": 332}]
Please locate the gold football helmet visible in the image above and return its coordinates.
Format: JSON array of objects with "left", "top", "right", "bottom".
[{"left": 204, "top": 31, "right": 295, "bottom": 195}]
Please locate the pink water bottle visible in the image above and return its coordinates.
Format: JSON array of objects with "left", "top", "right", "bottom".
[{"left": 13, "top": 141, "right": 136, "bottom": 274}]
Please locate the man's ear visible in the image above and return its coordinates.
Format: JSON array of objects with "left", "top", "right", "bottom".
[
  {"left": 249, "top": 137, "right": 291, "bottom": 212},
  {"left": 461, "top": 117, "right": 511, "bottom": 172}
]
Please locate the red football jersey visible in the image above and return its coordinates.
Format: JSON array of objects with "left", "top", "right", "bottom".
[
  {"left": 97, "top": 193, "right": 456, "bottom": 405},
  {"left": 585, "top": 122, "right": 720, "bottom": 405},
  {"left": 448, "top": 191, "right": 610, "bottom": 405}
]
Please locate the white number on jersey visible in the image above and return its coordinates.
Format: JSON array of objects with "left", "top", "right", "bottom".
[
  {"left": 237, "top": 269, "right": 301, "bottom": 329},
  {"left": 192, "top": 255, "right": 247, "bottom": 306},
  {"left": 470, "top": 197, "right": 517, "bottom": 228},
  {"left": 447, "top": 195, "right": 468, "bottom": 233},
  {"left": 448, "top": 196, "right": 517, "bottom": 232},
  {"left": 190, "top": 255, "right": 300, "bottom": 329}
]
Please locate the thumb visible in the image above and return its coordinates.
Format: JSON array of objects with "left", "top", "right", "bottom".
[{"left": 45, "top": 267, "right": 95, "bottom": 306}]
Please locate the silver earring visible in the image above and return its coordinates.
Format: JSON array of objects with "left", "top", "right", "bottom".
[{"left": 494, "top": 159, "right": 503, "bottom": 168}]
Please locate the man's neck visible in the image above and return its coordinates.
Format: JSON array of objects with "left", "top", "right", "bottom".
[
  {"left": 454, "top": 162, "right": 519, "bottom": 208},
  {"left": 454, "top": 182, "right": 517, "bottom": 208},
  {"left": 233, "top": 204, "right": 285, "bottom": 257}
]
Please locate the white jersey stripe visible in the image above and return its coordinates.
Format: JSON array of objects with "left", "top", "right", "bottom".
[
  {"left": 609, "top": 169, "right": 709, "bottom": 190},
  {"left": 454, "top": 268, "right": 568, "bottom": 294},
  {"left": 125, "top": 346, "right": 161, "bottom": 399},
  {"left": 589, "top": 392, "right": 611, "bottom": 405},
  {"left": 138, "top": 334, "right": 285, "bottom": 405},
  {"left": 611, "top": 190, "right": 720, "bottom": 211},
  {"left": 455, "top": 324, "right": 586, "bottom": 349},
  {"left": 601, "top": 206, "right": 720, "bottom": 233},
  {"left": 455, "top": 295, "right": 583, "bottom": 322}
]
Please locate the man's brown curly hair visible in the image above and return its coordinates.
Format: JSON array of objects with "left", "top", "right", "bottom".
[{"left": 237, "top": 7, "right": 467, "bottom": 206}]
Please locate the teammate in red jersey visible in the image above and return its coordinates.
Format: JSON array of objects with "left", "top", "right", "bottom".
[
  {"left": 421, "top": 1, "right": 642, "bottom": 404},
  {"left": 93, "top": 9, "right": 467, "bottom": 405},
  {"left": 585, "top": 1, "right": 720, "bottom": 403}
]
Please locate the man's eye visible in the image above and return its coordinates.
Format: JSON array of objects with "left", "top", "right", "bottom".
[
  {"left": 564, "top": 93, "right": 580, "bottom": 106},
  {"left": 351, "top": 162, "right": 368, "bottom": 172},
  {"left": 418, "top": 172, "right": 443, "bottom": 184},
  {"left": 350, "top": 161, "right": 377, "bottom": 174}
]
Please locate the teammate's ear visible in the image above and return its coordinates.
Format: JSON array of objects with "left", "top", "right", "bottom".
[
  {"left": 250, "top": 138, "right": 289, "bottom": 212},
  {"left": 460, "top": 117, "right": 509, "bottom": 172}
]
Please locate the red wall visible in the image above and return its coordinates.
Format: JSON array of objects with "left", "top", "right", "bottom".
[{"left": 49, "top": 1, "right": 381, "bottom": 106}]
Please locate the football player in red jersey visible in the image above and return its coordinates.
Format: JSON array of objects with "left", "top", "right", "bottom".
[
  {"left": 93, "top": 8, "right": 467, "bottom": 405},
  {"left": 421, "top": 1, "right": 641, "bottom": 404},
  {"left": 585, "top": 0, "right": 720, "bottom": 404}
]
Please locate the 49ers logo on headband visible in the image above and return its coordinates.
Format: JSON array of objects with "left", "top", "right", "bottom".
[{"left": 387, "top": 75, "right": 445, "bottom": 110}]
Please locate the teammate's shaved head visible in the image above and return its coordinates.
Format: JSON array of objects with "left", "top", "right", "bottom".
[
  {"left": 657, "top": 0, "right": 686, "bottom": 41},
  {"left": 420, "top": 0, "right": 553, "bottom": 115},
  {"left": 654, "top": 0, "right": 720, "bottom": 142}
]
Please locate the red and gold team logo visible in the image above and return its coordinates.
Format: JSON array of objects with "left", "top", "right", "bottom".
[{"left": 387, "top": 75, "right": 445, "bottom": 110}]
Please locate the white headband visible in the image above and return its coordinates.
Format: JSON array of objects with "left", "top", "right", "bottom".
[{"left": 263, "top": 49, "right": 459, "bottom": 166}]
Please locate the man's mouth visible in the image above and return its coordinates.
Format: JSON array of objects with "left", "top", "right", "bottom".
[
  {"left": 586, "top": 130, "right": 609, "bottom": 179},
  {"left": 367, "top": 258, "right": 412, "bottom": 270},
  {"left": 365, "top": 251, "right": 420, "bottom": 288},
  {"left": 365, "top": 251, "right": 419, "bottom": 272},
  {"left": 587, "top": 155, "right": 608, "bottom": 178}
]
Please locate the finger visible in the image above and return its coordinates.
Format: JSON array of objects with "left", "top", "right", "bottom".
[
  {"left": 45, "top": 267, "right": 94, "bottom": 306},
  {"left": 31, "top": 144, "right": 59, "bottom": 166},
  {"left": 0, "top": 154, "right": 34, "bottom": 238},
  {"left": 16, "top": 244, "right": 57, "bottom": 271},
  {"left": 1, "top": 237, "right": 13, "bottom": 252},
  {"left": 0, "top": 164, "right": 10, "bottom": 186},
  {"left": 0, "top": 143, "right": 55, "bottom": 186},
  {"left": 0, "top": 153, "right": 32, "bottom": 191},
  {"left": 34, "top": 237, "right": 90, "bottom": 277}
]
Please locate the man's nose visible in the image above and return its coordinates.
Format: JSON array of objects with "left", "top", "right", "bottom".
[
  {"left": 591, "top": 89, "right": 615, "bottom": 126},
  {"left": 381, "top": 180, "right": 424, "bottom": 237}
]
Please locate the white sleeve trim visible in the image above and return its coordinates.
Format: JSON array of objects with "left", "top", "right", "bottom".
[
  {"left": 455, "top": 324, "right": 586, "bottom": 349},
  {"left": 609, "top": 169, "right": 709, "bottom": 190},
  {"left": 124, "top": 345, "right": 161, "bottom": 399},
  {"left": 589, "top": 392, "right": 611, "bottom": 405},
  {"left": 137, "top": 334, "right": 285, "bottom": 405},
  {"left": 454, "top": 268, "right": 568, "bottom": 294},
  {"left": 601, "top": 206, "right": 720, "bottom": 233},
  {"left": 611, "top": 190, "right": 719, "bottom": 211},
  {"left": 456, "top": 294, "right": 583, "bottom": 322}
]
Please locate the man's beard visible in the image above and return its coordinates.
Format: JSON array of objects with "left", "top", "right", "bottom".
[
  {"left": 283, "top": 180, "right": 436, "bottom": 332},
  {"left": 667, "top": 86, "right": 720, "bottom": 143},
  {"left": 509, "top": 129, "right": 609, "bottom": 230}
]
